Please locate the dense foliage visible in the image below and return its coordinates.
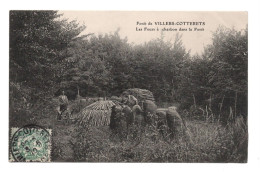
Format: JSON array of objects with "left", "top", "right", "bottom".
[
  {"left": 10, "top": 11, "right": 247, "bottom": 122},
  {"left": 10, "top": 10, "right": 85, "bottom": 100}
]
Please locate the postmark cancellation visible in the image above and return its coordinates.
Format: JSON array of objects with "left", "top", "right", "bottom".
[{"left": 9, "top": 125, "right": 52, "bottom": 162}]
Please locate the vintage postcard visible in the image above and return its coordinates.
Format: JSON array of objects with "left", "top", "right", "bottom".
[{"left": 9, "top": 11, "right": 248, "bottom": 162}]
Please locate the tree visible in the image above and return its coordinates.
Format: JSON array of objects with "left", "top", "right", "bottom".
[
  {"left": 207, "top": 26, "right": 248, "bottom": 117},
  {"left": 130, "top": 33, "right": 190, "bottom": 102},
  {"left": 10, "top": 10, "right": 86, "bottom": 100},
  {"left": 60, "top": 38, "right": 111, "bottom": 99}
]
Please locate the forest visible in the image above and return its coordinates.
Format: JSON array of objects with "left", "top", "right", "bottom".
[{"left": 9, "top": 11, "right": 248, "bottom": 162}]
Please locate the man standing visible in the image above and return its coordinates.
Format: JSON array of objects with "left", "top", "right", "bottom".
[{"left": 58, "top": 91, "right": 69, "bottom": 120}]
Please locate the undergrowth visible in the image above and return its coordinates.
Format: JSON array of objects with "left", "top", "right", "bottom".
[
  {"left": 9, "top": 98, "right": 247, "bottom": 162},
  {"left": 71, "top": 115, "right": 247, "bottom": 162}
]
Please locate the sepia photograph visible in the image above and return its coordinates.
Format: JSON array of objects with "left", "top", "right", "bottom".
[{"left": 9, "top": 10, "right": 248, "bottom": 163}]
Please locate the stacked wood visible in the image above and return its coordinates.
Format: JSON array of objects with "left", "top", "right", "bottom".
[
  {"left": 121, "top": 88, "right": 155, "bottom": 104},
  {"left": 77, "top": 100, "right": 115, "bottom": 127}
]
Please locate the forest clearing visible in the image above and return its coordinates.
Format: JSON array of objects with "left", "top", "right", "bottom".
[{"left": 9, "top": 11, "right": 248, "bottom": 162}]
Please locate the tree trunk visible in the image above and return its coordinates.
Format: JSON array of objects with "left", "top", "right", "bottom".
[
  {"left": 219, "top": 95, "right": 225, "bottom": 113},
  {"left": 209, "top": 92, "right": 212, "bottom": 110},
  {"left": 234, "top": 91, "right": 238, "bottom": 118},
  {"left": 77, "top": 85, "right": 80, "bottom": 98},
  {"left": 229, "top": 106, "right": 233, "bottom": 121},
  {"left": 192, "top": 94, "right": 196, "bottom": 108}
]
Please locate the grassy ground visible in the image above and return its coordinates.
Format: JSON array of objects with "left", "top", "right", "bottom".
[
  {"left": 74, "top": 121, "right": 246, "bottom": 162},
  {"left": 9, "top": 99, "right": 247, "bottom": 162}
]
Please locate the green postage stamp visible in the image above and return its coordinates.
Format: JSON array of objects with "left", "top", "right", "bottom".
[{"left": 10, "top": 125, "right": 52, "bottom": 162}]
